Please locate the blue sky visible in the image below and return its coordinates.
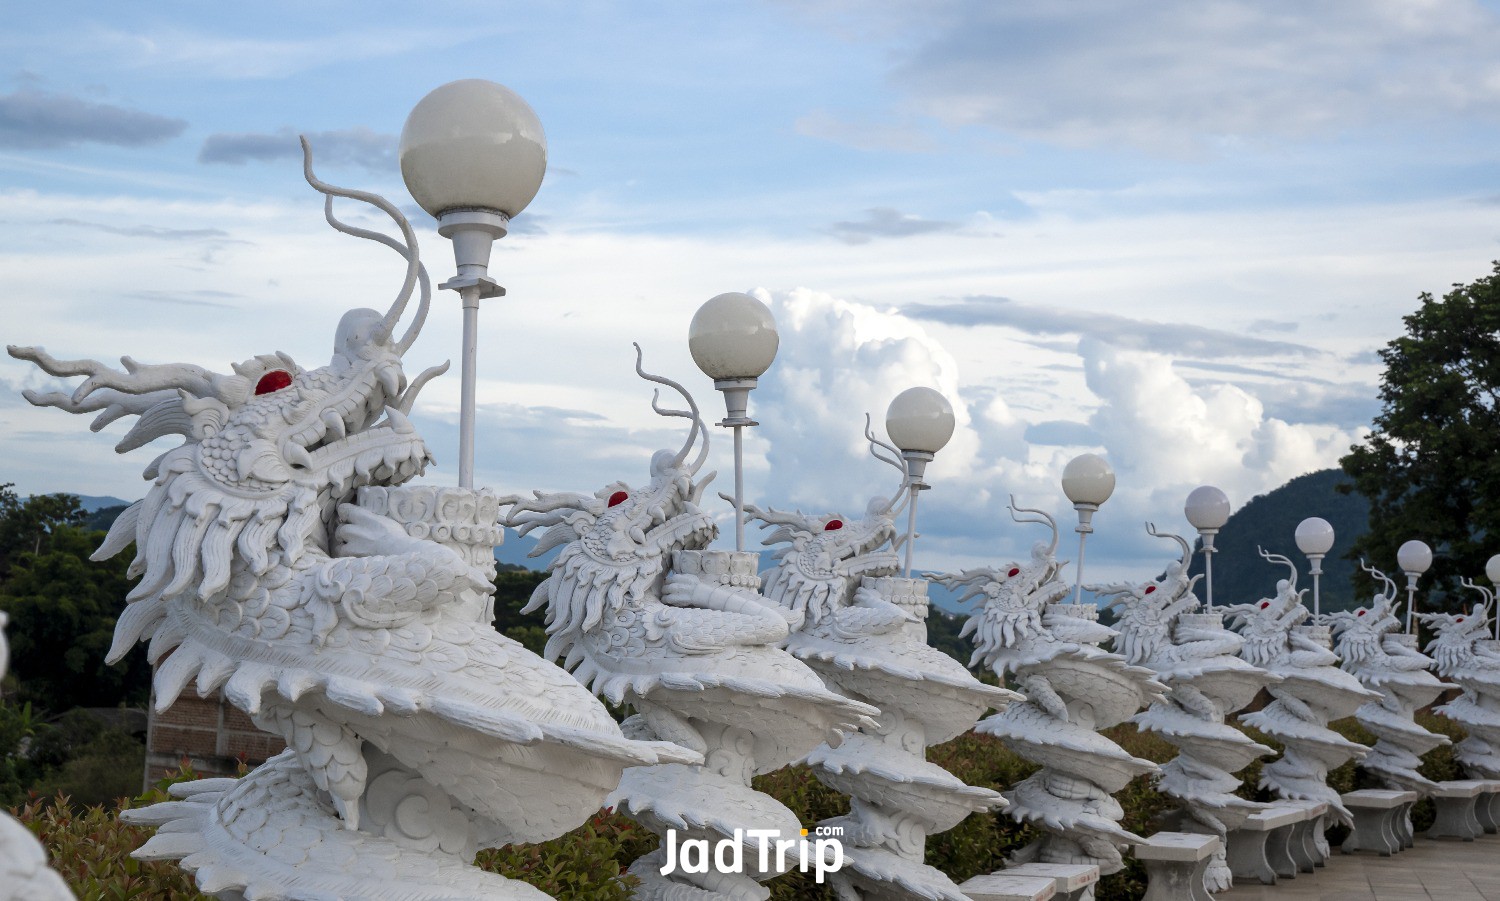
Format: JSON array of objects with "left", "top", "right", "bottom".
[{"left": 3, "top": 1, "right": 1499, "bottom": 592}]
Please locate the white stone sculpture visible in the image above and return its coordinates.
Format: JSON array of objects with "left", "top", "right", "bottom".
[
  {"left": 935, "top": 501, "right": 1167, "bottom": 889},
  {"left": 1421, "top": 586, "right": 1500, "bottom": 781},
  {"left": 1088, "top": 524, "right": 1278, "bottom": 893},
  {"left": 0, "top": 612, "right": 75, "bottom": 901},
  {"left": 744, "top": 421, "right": 1020, "bottom": 901},
  {"left": 1223, "top": 549, "right": 1378, "bottom": 854},
  {"left": 501, "top": 354, "right": 876, "bottom": 899},
  {"left": 7, "top": 151, "right": 699, "bottom": 900},
  {"left": 1324, "top": 564, "right": 1454, "bottom": 795}
]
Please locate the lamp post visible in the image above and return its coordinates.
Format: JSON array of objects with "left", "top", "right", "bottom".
[
  {"left": 1396, "top": 539, "right": 1433, "bottom": 634},
  {"left": 399, "top": 79, "right": 547, "bottom": 489},
  {"left": 1295, "top": 517, "right": 1336, "bottom": 617},
  {"left": 884, "top": 387, "right": 955, "bottom": 578},
  {"left": 1488, "top": 554, "right": 1500, "bottom": 640},
  {"left": 1184, "top": 485, "right": 1230, "bottom": 608},
  {"left": 688, "top": 292, "right": 779, "bottom": 552},
  {"left": 1061, "top": 453, "right": 1115, "bottom": 606}
]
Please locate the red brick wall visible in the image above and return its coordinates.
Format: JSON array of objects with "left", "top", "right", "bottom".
[{"left": 145, "top": 692, "right": 285, "bottom": 783}]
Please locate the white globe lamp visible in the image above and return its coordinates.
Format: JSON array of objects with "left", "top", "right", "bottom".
[
  {"left": 884, "top": 387, "right": 955, "bottom": 577},
  {"left": 400, "top": 79, "right": 547, "bottom": 489},
  {"left": 1295, "top": 516, "right": 1335, "bottom": 616},
  {"left": 1184, "top": 485, "right": 1230, "bottom": 607},
  {"left": 1397, "top": 539, "right": 1433, "bottom": 634},
  {"left": 688, "top": 292, "right": 779, "bottom": 552},
  {"left": 1061, "top": 453, "right": 1115, "bottom": 605}
]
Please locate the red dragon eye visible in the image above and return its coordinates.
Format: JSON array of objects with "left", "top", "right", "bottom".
[
  {"left": 607, "top": 491, "right": 628, "bottom": 508},
  {"left": 1358, "top": 610, "right": 1366, "bottom": 616},
  {"left": 1457, "top": 617, "right": 1465, "bottom": 623},
  {"left": 1259, "top": 601, "right": 1270, "bottom": 609},
  {"left": 254, "top": 370, "right": 292, "bottom": 395},
  {"left": 1145, "top": 586, "right": 1156, "bottom": 594},
  {"left": 1008, "top": 567, "right": 1021, "bottom": 577},
  {"left": 824, "top": 519, "right": 843, "bottom": 531}
]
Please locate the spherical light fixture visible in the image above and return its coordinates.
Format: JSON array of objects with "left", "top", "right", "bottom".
[
  {"left": 1295, "top": 517, "right": 1335, "bottom": 616},
  {"left": 884, "top": 387, "right": 956, "bottom": 577},
  {"left": 885, "top": 387, "right": 956, "bottom": 459},
  {"left": 1182, "top": 485, "right": 1230, "bottom": 608},
  {"left": 1396, "top": 539, "right": 1432, "bottom": 634},
  {"left": 688, "top": 292, "right": 780, "bottom": 553},
  {"left": 401, "top": 79, "right": 547, "bottom": 220},
  {"left": 1488, "top": 553, "right": 1500, "bottom": 587},
  {"left": 1061, "top": 453, "right": 1116, "bottom": 509},
  {"left": 1061, "top": 453, "right": 1115, "bottom": 605},
  {"left": 1184, "top": 485, "right": 1230, "bottom": 533},
  {"left": 399, "top": 78, "right": 548, "bottom": 490}
]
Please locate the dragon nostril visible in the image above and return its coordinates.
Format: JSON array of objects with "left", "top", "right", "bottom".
[{"left": 607, "top": 491, "right": 628, "bottom": 508}]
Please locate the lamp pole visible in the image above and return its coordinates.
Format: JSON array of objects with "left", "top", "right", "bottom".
[
  {"left": 399, "top": 80, "right": 547, "bottom": 489},
  {"left": 1184, "top": 485, "right": 1230, "bottom": 608},
  {"left": 1295, "top": 516, "right": 1335, "bottom": 617},
  {"left": 1397, "top": 539, "right": 1432, "bottom": 635},
  {"left": 688, "top": 293, "right": 779, "bottom": 552},
  {"left": 1062, "top": 453, "right": 1115, "bottom": 605},
  {"left": 884, "top": 387, "right": 955, "bottom": 578}
]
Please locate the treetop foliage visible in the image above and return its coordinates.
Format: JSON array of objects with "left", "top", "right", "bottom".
[{"left": 1341, "top": 261, "right": 1500, "bottom": 608}]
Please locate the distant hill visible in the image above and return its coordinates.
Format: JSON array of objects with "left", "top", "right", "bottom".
[
  {"left": 76, "top": 495, "right": 131, "bottom": 513},
  {"left": 1186, "top": 468, "right": 1370, "bottom": 613}
]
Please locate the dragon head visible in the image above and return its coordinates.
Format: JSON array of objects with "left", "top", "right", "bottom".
[
  {"left": 9, "top": 142, "right": 447, "bottom": 606},
  {"left": 1324, "top": 561, "right": 1402, "bottom": 641}
]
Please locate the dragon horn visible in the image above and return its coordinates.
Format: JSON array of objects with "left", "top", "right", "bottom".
[
  {"left": 1145, "top": 521, "right": 1191, "bottom": 564},
  {"left": 1009, "top": 496, "right": 1060, "bottom": 556},
  {"left": 300, "top": 137, "right": 422, "bottom": 350},
  {"left": 864, "top": 413, "right": 910, "bottom": 515},
  {"left": 633, "top": 343, "right": 709, "bottom": 474},
  {"left": 1258, "top": 545, "right": 1298, "bottom": 591}
]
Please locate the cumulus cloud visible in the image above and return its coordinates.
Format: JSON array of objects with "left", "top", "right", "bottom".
[
  {"left": 827, "top": 207, "right": 965, "bottom": 244},
  {"left": 905, "top": 295, "right": 1320, "bottom": 358},
  {"left": 199, "top": 127, "right": 395, "bottom": 170},
  {"left": 0, "top": 89, "right": 185, "bottom": 149},
  {"left": 740, "top": 289, "right": 1363, "bottom": 581}
]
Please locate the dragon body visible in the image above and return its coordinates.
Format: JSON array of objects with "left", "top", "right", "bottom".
[
  {"left": 1326, "top": 566, "right": 1454, "bottom": 797},
  {"left": 1091, "top": 525, "right": 1277, "bottom": 892},
  {"left": 937, "top": 502, "right": 1166, "bottom": 885},
  {"left": 1422, "top": 585, "right": 1500, "bottom": 782},
  {"left": 746, "top": 431, "right": 1018, "bottom": 901},
  {"left": 1224, "top": 551, "right": 1378, "bottom": 842},
  {"left": 8, "top": 152, "right": 694, "bottom": 900},
  {"left": 503, "top": 358, "right": 875, "bottom": 900}
]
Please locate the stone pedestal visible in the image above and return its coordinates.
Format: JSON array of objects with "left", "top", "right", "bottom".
[
  {"left": 959, "top": 874, "right": 1058, "bottom": 901},
  {"left": 1341, "top": 789, "right": 1418, "bottom": 856},
  {"left": 1001, "top": 863, "right": 1100, "bottom": 901},
  {"left": 1429, "top": 780, "right": 1486, "bottom": 841},
  {"left": 1135, "top": 832, "right": 1219, "bottom": 901},
  {"left": 1225, "top": 806, "right": 1300, "bottom": 885}
]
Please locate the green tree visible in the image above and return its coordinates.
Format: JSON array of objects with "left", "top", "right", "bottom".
[
  {"left": 0, "top": 484, "right": 88, "bottom": 579},
  {"left": 0, "top": 524, "right": 150, "bottom": 712},
  {"left": 1341, "top": 261, "right": 1500, "bottom": 608}
]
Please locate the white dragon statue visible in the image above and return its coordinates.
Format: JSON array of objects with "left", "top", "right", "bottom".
[
  {"left": 1421, "top": 578, "right": 1500, "bottom": 824},
  {"left": 500, "top": 354, "right": 876, "bottom": 900},
  {"left": 745, "top": 418, "right": 1019, "bottom": 901},
  {"left": 934, "top": 502, "right": 1166, "bottom": 891},
  {"left": 0, "top": 611, "right": 75, "bottom": 901},
  {"left": 6, "top": 144, "right": 698, "bottom": 900},
  {"left": 1324, "top": 563, "right": 1454, "bottom": 797},
  {"left": 1088, "top": 524, "right": 1277, "bottom": 893},
  {"left": 1223, "top": 548, "right": 1378, "bottom": 853}
]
